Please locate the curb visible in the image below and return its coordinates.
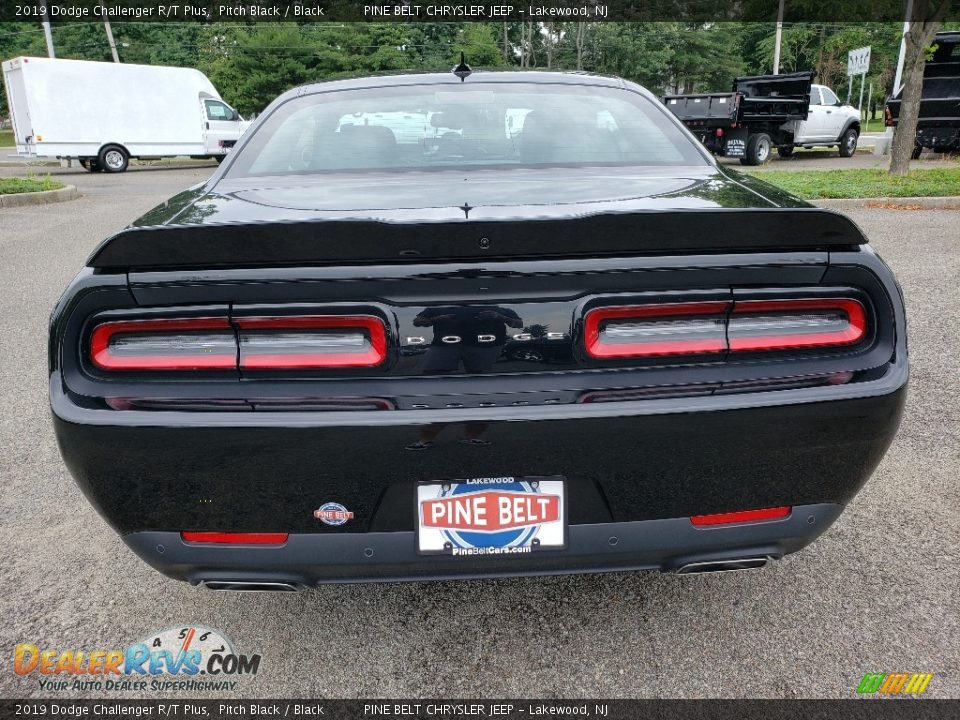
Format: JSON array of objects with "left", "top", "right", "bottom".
[
  {"left": 0, "top": 161, "right": 60, "bottom": 167},
  {"left": 812, "top": 196, "right": 960, "bottom": 210},
  {"left": 0, "top": 184, "right": 80, "bottom": 208}
]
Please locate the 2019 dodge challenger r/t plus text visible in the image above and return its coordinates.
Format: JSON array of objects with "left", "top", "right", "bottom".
[{"left": 50, "top": 69, "right": 907, "bottom": 590}]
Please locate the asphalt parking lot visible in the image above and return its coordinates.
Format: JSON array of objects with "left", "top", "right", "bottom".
[{"left": 0, "top": 163, "right": 957, "bottom": 699}]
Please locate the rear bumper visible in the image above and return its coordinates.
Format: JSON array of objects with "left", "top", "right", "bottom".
[
  {"left": 124, "top": 503, "right": 844, "bottom": 586},
  {"left": 53, "top": 359, "right": 907, "bottom": 585},
  {"left": 916, "top": 126, "right": 960, "bottom": 149}
]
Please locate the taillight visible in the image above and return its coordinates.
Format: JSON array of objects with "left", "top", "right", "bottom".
[
  {"left": 181, "top": 531, "right": 288, "bottom": 545},
  {"left": 884, "top": 105, "right": 894, "bottom": 126},
  {"left": 728, "top": 298, "right": 866, "bottom": 352},
  {"left": 235, "top": 315, "right": 386, "bottom": 369},
  {"left": 89, "top": 314, "right": 388, "bottom": 372},
  {"left": 583, "top": 296, "right": 867, "bottom": 360},
  {"left": 583, "top": 302, "right": 730, "bottom": 358},
  {"left": 690, "top": 506, "right": 791, "bottom": 527},
  {"left": 89, "top": 317, "right": 235, "bottom": 371}
]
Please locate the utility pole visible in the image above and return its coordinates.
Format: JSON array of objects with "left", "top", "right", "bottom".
[
  {"left": 892, "top": 0, "right": 913, "bottom": 97},
  {"left": 40, "top": 12, "right": 55, "bottom": 58},
  {"left": 104, "top": 22, "right": 120, "bottom": 62},
  {"left": 772, "top": 0, "right": 784, "bottom": 74},
  {"left": 99, "top": 3, "right": 120, "bottom": 62},
  {"left": 887, "top": 0, "right": 913, "bottom": 140}
]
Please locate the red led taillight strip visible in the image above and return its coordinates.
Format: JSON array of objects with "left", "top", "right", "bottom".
[
  {"left": 728, "top": 298, "right": 866, "bottom": 351},
  {"left": 690, "top": 506, "right": 791, "bottom": 527},
  {"left": 235, "top": 315, "right": 387, "bottom": 369},
  {"left": 89, "top": 317, "right": 235, "bottom": 371},
  {"left": 583, "top": 302, "right": 731, "bottom": 358},
  {"left": 180, "top": 532, "right": 289, "bottom": 545}
]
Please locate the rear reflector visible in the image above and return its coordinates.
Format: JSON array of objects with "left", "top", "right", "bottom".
[
  {"left": 236, "top": 315, "right": 387, "bottom": 369},
  {"left": 90, "top": 317, "right": 235, "bottom": 371},
  {"left": 728, "top": 298, "right": 866, "bottom": 351},
  {"left": 690, "top": 506, "right": 791, "bottom": 527},
  {"left": 180, "top": 532, "right": 289, "bottom": 545},
  {"left": 584, "top": 302, "right": 730, "bottom": 358}
]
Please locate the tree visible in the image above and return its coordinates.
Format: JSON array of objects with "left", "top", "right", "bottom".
[
  {"left": 664, "top": 24, "right": 744, "bottom": 94},
  {"left": 586, "top": 24, "right": 674, "bottom": 92},
  {"left": 453, "top": 23, "right": 507, "bottom": 68},
  {"left": 889, "top": 1, "right": 951, "bottom": 175}
]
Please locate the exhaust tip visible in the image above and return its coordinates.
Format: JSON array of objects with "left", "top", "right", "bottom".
[
  {"left": 201, "top": 580, "right": 302, "bottom": 592},
  {"left": 676, "top": 556, "right": 770, "bottom": 575}
]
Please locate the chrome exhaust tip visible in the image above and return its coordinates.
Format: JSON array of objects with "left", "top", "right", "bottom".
[
  {"left": 200, "top": 580, "right": 302, "bottom": 592},
  {"left": 676, "top": 556, "right": 770, "bottom": 574}
]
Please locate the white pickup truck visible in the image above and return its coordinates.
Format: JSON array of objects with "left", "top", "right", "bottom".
[
  {"left": 780, "top": 83, "right": 862, "bottom": 157},
  {"left": 2, "top": 57, "right": 249, "bottom": 172},
  {"left": 664, "top": 73, "right": 861, "bottom": 165}
]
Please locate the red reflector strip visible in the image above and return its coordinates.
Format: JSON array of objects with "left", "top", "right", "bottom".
[
  {"left": 180, "top": 532, "right": 289, "bottom": 545},
  {"left": 236, "top": 315, "right": 387, "bottom": 369},
  {"left": 583, "top": 302, "right": 730, "bottom": 359},
  {"left": 728, "top": 298, "right": 866, "bottom": 351},
  {"left": 90, "top": 317, "right": 235, "bottom": 371},
  {"left": 690, "top": 506, "right": 791, "bottom": 527}
]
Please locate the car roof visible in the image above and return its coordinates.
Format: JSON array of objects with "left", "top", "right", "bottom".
[{"left": 280, "top": 70, "right": 629, "bottom": 103}]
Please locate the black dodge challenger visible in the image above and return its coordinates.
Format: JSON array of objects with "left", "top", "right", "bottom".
[{"left": 50, "top": 70, "right": 907, "bottom": 590}]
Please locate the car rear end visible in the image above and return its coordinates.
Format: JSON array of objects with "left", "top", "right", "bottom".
[{"left": 49, "top": 73, "right": 907, "bottom": 589}]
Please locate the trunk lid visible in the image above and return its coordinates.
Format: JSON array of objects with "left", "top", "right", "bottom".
[{"left": 88, "top": 168, "right": 863, "bottom": 270}]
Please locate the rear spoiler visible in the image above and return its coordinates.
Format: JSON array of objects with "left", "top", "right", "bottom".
[{"left": 87, "top": 209, "right": 867, "bottom": 270}]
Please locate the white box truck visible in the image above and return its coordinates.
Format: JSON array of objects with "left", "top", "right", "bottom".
[{"left": 1, "top": 56, "right": 249, "bottom": 172}]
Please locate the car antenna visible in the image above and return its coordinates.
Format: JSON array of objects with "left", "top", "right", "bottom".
[{"left": 453, "top": 52, "right": 472, "bottom": 82}]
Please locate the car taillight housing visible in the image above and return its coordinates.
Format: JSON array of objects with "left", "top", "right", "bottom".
[
  {"left": 89, "top": 317, "right": 236, "bottom": 371},
  {"left": 584, "top": 302, "right": 730, "bottom": 358},
  {"left": 235, "top": 315, "right": 386, "bottom": 369},
  {"left": 583, "top": 296, "right": 867, "bottom": 360},
  {"left": 728, "top": 298, "right": 866, "bottom": 352},
  {"left": 88, "top": 314, "right": 388, "bottom": 371}
]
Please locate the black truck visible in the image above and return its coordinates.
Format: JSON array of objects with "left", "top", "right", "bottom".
[
  {"left": 664, "top": 71, "right": 860, "bottom": 166},
  {"left": 885, "top": 31, "right": 960, "bottom": 158},
  {"left": 664, "top": 72, "right": 813, "bottom": 165}
]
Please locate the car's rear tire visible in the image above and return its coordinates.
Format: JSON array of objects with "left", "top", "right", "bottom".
[
  {"left": 911, "top": 146, "right": 923, "bottom": 160},
  {"left": 98, "top": 144, "right": 129, "bottom": 173},
  {"left": 777, "top": 146, "right": 795, "bottom": 158},
  {"left": 838, "top": 129, "right": 859, "bottom": 158},
  {"left": 739, "top": 133, "right": 772, "bottom": 166}
]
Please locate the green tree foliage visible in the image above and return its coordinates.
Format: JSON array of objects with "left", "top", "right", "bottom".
[
  {"left": 0, "top": 20, "right": 923, "bottom": 120},
  {"left": 197, "top": 23, "right": 504, "bottom": 114}
]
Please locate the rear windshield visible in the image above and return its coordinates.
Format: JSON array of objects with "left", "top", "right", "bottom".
[{"left": 226, "top": 81, "right": 707, "bottom": 177}]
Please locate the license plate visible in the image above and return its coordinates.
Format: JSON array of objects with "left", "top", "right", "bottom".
[{"left": 416, "top": 476, "right": 566, "bottom": 556}]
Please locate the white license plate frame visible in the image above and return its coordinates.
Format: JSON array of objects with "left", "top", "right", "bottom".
[{"left": 415, "top": 476, "right": 567, "bottom": 556}]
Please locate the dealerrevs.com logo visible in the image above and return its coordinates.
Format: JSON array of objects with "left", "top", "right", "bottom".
[
  {"left": 856, "top": 672, "right": 934, "bottom": 696},
  {"left": 13, "top": 625, "right": 261, "bottom": 692}
]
